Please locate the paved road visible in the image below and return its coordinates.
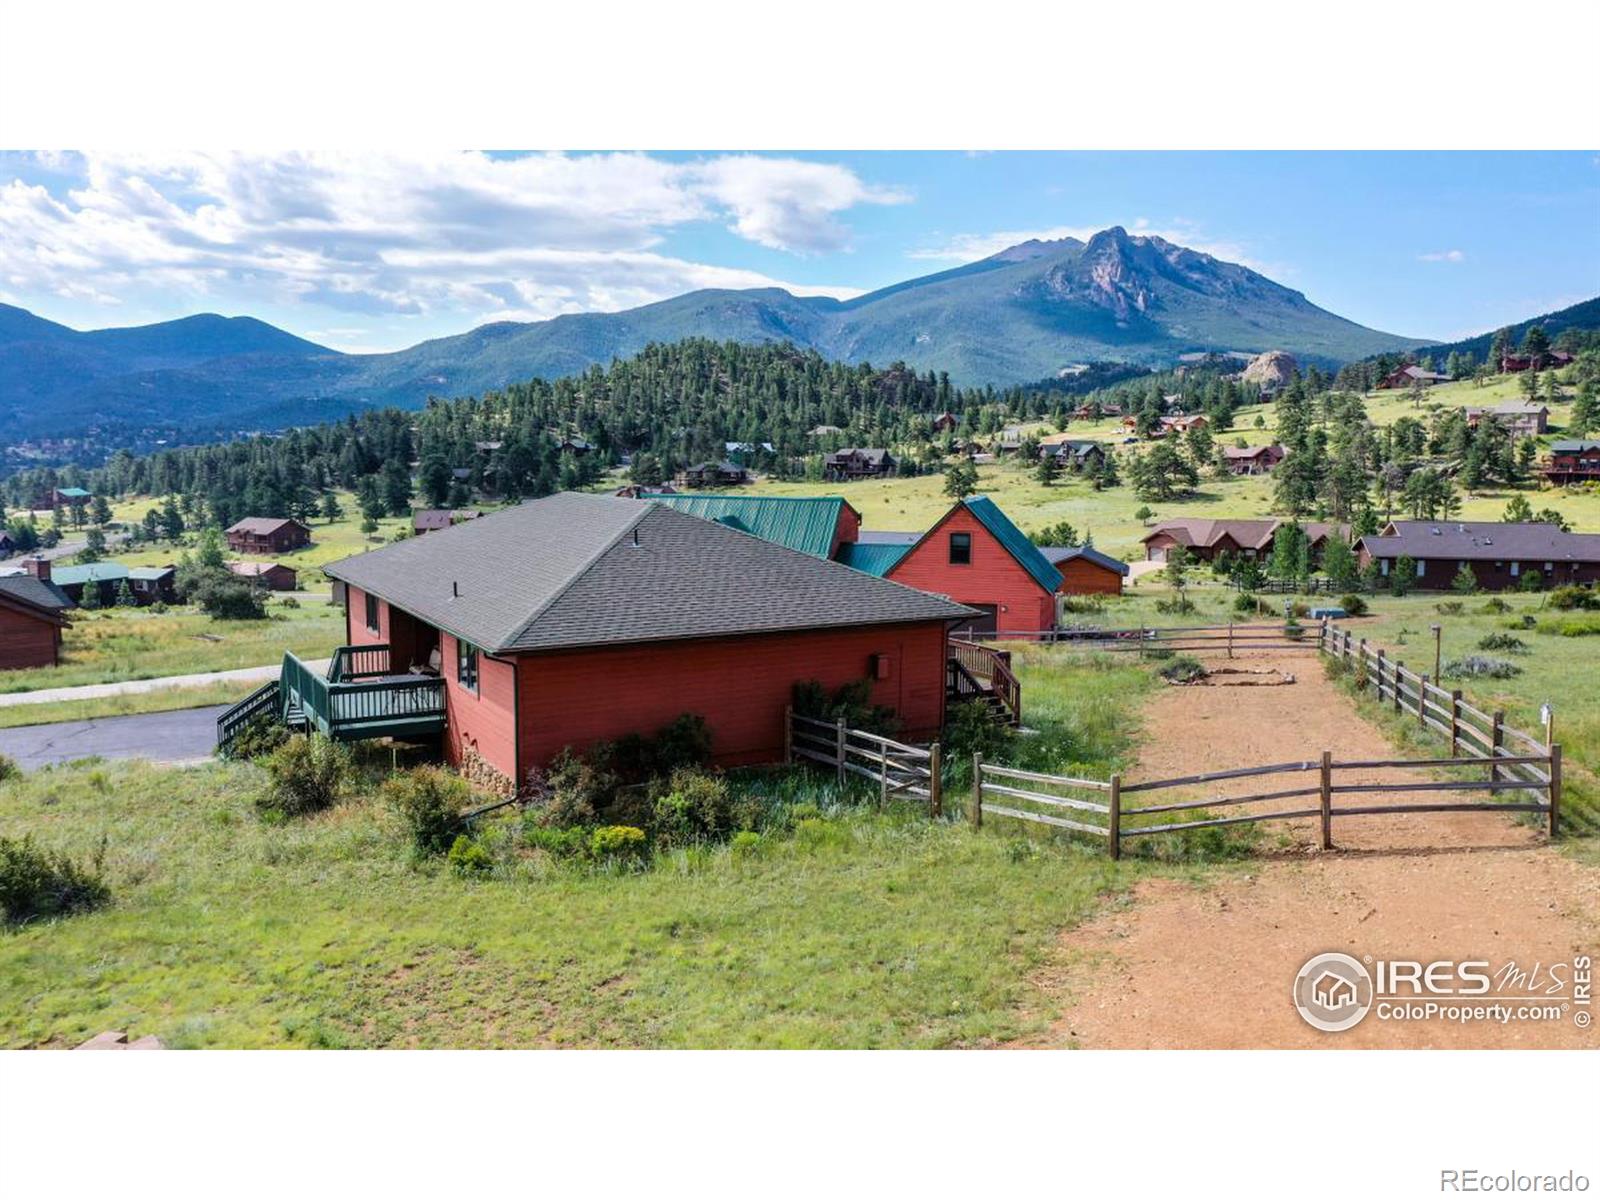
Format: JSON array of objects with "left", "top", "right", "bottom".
[{"left": 0, "top": 705, "right": 228, "bottom": 769}]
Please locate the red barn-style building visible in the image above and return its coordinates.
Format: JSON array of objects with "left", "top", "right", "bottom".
[
  {"left": 0, "top": 559, "right": 73, "bottom": 669},
  {"left": 1038, "top": 545, "right": 1129, "bottom": 596},
  {"left": 321, "top": 493, "right": 973, "bottom": 791}
]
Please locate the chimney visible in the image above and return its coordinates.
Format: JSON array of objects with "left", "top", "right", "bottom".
[{"left": 24, "top": 555, "right": 50, "bottom": 582}]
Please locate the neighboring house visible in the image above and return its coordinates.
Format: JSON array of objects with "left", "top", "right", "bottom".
[
  {"left": 32, "top": 486, "right": 91, "bottom": 511},
  {"left": 1501, "top": 350, "right": 1575, "bottom": 373},
  {"left": 323, "top": 492, "right": 973, "bottom": 788},
  {"left": 643, "top": 495, "right": 862, "bottom": 560},
  {"left": 0, "top": 558, "right": 72, "bottom": 669},
  {"left": 723, "top": 441, "right": 775, "bottom": 461},
  {"left": 675, "top": 460, "right": 750, "bottom": 489},
  {"left": 1542, "top": 440, "right": 1600, "bottom": 485},
  {"left": 225, "top": 517, "right": 312, "bottom": 554},
  {"left": 930, "top": 411, "right": 960, "bottom": 434},
  {"left": 1463, "top": 403, "right": 1550, "bottom": 437},
  {"left": 127, "top": 566, "right": 177, "bottom": 603},
  {"left": 808, "top": 424, "right": 844, "bottom": 437},
  {"left": 1037, "top": 545, "right": 1129, "bottom": 596},
  {"left": 1158, "top": 414, "right": 1208, "bottom": 435},
  {"left": 413, "top": 508, "right": 483, "bottom": 535},
  {"left": 0, "top": 531, "right": 15, "bottom": 557},
  {"left": 1141, "top": 518, "right": 1349, "bottom": 564},
  {"left": 49, "top": 561, "right": 132, "bottom": 607},
  {"left": 1357, "top": 520, "right": 1600, "bottom": 591},
  {"left": 556, "top": 436, "right": 594, "bottom": 456},
  {"left": 1039, "top": 437, "right": 1108, "bottom": 471},
  {"left": 1223, "top": 444, "right": 1287, "bottom": 475},
  {"left": 612, "top": 483, "right": 679, "bottom": 499},
  {"left": 841, "top": 497, "right": 1063, "bottom": 637},
  {"left": 824, "top": 448, "right": 895, "bottom": 481},
  {"left": 993, "top": 428, "right": 1027, "bottom": 454},
  {"left": 228, "top": 561, "right": 299, "bottom": 591},
  {"left": 1378, "top": 365, "right": 1452, "bottom": 389}
]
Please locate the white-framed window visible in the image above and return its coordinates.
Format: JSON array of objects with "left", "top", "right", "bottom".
[
  {"left": 456, "top": 641, "right": 479, "bottom": 693},
  {"left": 1380, "top": 559, "right": 1390, "bottom": 576},
  {"left": 1415, "top": 559, "right": 1426, "bottom": 576},
  {"left": 1510, "top": 562, "right": 1520, "bottom": 577}
]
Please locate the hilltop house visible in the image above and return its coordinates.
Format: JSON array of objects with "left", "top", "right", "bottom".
[
  {"left": 1542, "top": 440, "right": 1600, "bottom": 485},
  {"left": 674, "top": 460, "right": 750, "bottom": 489},
  {"left": 930, "top": 412, "right": 960, "bottom": 434},
  {"left": 1378, "top": 365, "right": 1452, "bottom": 389},
  {"left": 32, "top": 486, "right": 91, "bottom": 512},
  {"left": 1502, "top": 350, "right": 1575, "bottom": 373},
  {"left": 1463, "top": 402, "right": 1549, "bottom": 438},
  {"left": 1039, "top": 436, "right": 1109, "bottom": 472},
  {"left": 824, "top": 448, "right": 895, "bottom": 481},
  {"left": 1223, "top": 444, "right": 1286, "bottom": 475},
  {"left": 1141, "top": 518, "right": 1349, "bottom": 564},
  {"left": 1357, "top": 520, "right": 1600, "bottom": 591},
  {"left": 0, "top": 558, "right": 72, "bottom": 669},
  {"left": 322, "top": 493, "right": 974, "bottom": 790},
  {"left": 225, "top": 517, "right": 311, "bottom": 555}
]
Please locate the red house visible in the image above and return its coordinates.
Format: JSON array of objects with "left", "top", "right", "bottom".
[
  {"left": 322, "top": 493, "right": 973, "bottom": 792},
  {"left": 0, "top": 558, "right": 73, "bottom": 669},
  {"left": 840, "top": 497, "right": 1063, "bottom": 636},
  {"left": 225, "top": 517, "right": 312, "bottom": 555},
  {"left": 1038, "top": 545, "right": 1129, "bottom": 596}
]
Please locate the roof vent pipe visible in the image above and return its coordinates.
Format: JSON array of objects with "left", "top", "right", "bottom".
[
  {"left": 633, "top": 528, "right": 640, "bottom": 547},
  {"left": 452, "top": 581, "right": 459, "bottom": 598}
]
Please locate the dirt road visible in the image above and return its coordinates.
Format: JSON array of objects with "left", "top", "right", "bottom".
[{"left": 1023, "top": 649, "right": 1599, "bottom": 1049}]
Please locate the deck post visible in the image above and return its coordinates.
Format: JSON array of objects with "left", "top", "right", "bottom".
[
  {"left": 928, "top": 742, "right": 943, "bottom": 819},
  {"left": 1490, "top": 711, "right": 1505, "bottom": 784},
  {"left": 1449, "top": 690, "right": 1462, "bottom": 755},
  {"left": 1319, "top": 750, "right": 1333, "bottom": 851},
  {"left": 783, "top": 705, "right": 793, "bottom": 765},
  {"left": 1108, "top": 773, "right": 1122, "bottom": 861},
  {"left": 835, "top": 717, "right": 847, "bottom": 787},
  {"left": 1548, "top": 744, "right": 1561, "bottom": 839},
  {"left": 970, "top": 754, "right": 983, "bottom": 829}
]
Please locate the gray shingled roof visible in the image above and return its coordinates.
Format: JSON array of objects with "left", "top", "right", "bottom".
[
  {"left": 0, "top": 575, "right": 73, "bottom": 614},
  {"left": 1361, "top": 520, "right": 1600, "bottom": 564},
  {"left": 226, "top": 517, "right": 306, "bottom": 535},
  {"left": 324, "top": 492, "right": 976, "bottom": 654}
]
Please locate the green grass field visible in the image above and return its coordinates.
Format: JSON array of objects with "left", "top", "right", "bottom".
[
  {"left": 0, "top": 652, "right": 1225, "bottom": 1050},
  {"left": 0, "top": 596, "right": 345, "bottom": 694}
]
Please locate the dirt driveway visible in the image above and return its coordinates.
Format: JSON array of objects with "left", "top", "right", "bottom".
[{"left": 1021, "top": 648, "right": 1600, "bottom": 1049}]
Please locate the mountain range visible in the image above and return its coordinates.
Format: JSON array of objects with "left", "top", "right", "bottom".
[{"left": 0, "top": 225, "right": 1486, "bottom": 444}]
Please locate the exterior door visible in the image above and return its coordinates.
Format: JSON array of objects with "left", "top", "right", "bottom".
[{"left": 953, "top": 604, "right": 998, "bottom": 636}]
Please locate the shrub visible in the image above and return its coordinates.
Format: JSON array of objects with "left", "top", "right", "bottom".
[
  {"left": 1507, "top": 614, "right": 1537, "bottom": 630},
  {"left": 652, "top": 768, "right": 734, "bottom": 846},
  {"left": 278, "top": 595, "right": 300, "bottom": 609},
  {"left": 530, "top": 748, "right": 616, "bottom": 828},
  {"left": 1537, "top": 615, "right": 1600, "bottom": 638},
  {"left": 1476, "top": 633, "right": 1529, "bottom": 654},
  {"left": 0, "top": 835, "right": 110, "bottom": 924},
  {"left": 1548, "top": 585, "right": 1597, "bottom": 611},
  {"left": 1518, "top": 571, "right": 1545, "bottom": 593},
  {"left": 256, "top": 733, "right": 351, "bottom": 818},
  {"left": 0, "top": 753, "right": 20, "bottom": 783},
  {"left": 1158, "top": 656, "right": 1207, "bottom": 683},
  {"left": 1339, "top": 593, "right": 1369, "bottom": 617},
  {"left": 1434, "top": 601, "right": 1464, "bottom": 616},
  {"left": 446, "top": 834, "right": 494, "bottom": 877},
  {"left": 522, "top": 824, "right": 588, "bottom": 859},
  {"left": 1282, "top": 618, "right": 1306, "bottom": 641},
  {"left": 148, "top": 600, "right": 168, "bottom": 614},
  {"left": 1154, "top": 596, "right": 1196, "bottom": 615},
  {"left": 606, "top": 713, "right": 714, "bottom": 782},
  {"left": 1441, "top": 655, "right": 1524, "bottom": 680},
  {"left": 729, "top": 830, "right": 763, "bottom": 856},
  {"left": 1060, "top": 594, "right": 1107, "bottom": 615},
  {"left": 589, "top": 825, "right": 648, "bottom": 865},
  {"left": 222, "top": 712, "right": 289, "bottom": 761},
  {"left": 944, "top": 698, "right": 1015, "bottom": 762},
  {"left": 1450, "top": 565, "right": 1478, "bottom": 595},
  {"left": 193, "top": 575, "right": 268, "bottom": 620},
  {"left": 384, "top": 766, "right": 469, "bottom": 856},
  {"left": 1480, "top": 597, "right": 1511, "bottom": 614}
]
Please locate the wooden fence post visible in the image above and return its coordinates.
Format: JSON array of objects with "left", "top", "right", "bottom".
[
  {"left": 783, "top": 705, "right": 793, "bottom": 765},
  {"left": 879, "top": 743, "right": 889, "bottom": 807},
  {"left": 1418, "top": 674, "right": 1429, "bottom": 728},
  {"left": 970, "top": 753, "right": 983, "bottom": 829},
  {"left": 928, "top": 743, "right": 942, "bottom": 819},
  {"left": 1448, "top": 690, "right": 1462, "bottom": 755},
  {"left": 1108, "top": 773, "right": 1122, "bottom": 860},
  {"left": 1227, "top": 621, "right": 1234, "bottom": 660},
  {"left": 1490, "top": 711, "right": 1504, "bottom": 784},
  {"left": 1548, "top": 744, "right": 1561, "bottom": 839},
  {"left": 1374, "top": 647, "right": 1385, "bottom": 702},
  {"left": 1137, "top": 625, "right": 1146, "bottom": 661},
  {"left": 835, "top": 717, "right": 847, "bottom": 786},
  {"left": 1319, "top": 749, "right": 1333, "bottom": 851}
]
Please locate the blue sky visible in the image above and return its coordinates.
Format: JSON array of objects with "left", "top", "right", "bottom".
[{"left": 2, "top": 151, "right": 1595, "bottom": 353}]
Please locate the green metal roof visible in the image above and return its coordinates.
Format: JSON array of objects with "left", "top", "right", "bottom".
[
  {"left": 961, "top": 496, "right": 1064, "bottom": 593},
  {"left": 128, "top": 566, "right": 175, "bottom": 580},
  {"left": 51, "top": 561, "right": 130, "bottom": 586},
  {"left": 837, "top": 542, "right": 913, "bottom": 577},
  {"left": 643, "top": 495, "right": 853, "bottom": 559},
  {"left": 56, "top": 487, "right": 91, "bottom": 498}
]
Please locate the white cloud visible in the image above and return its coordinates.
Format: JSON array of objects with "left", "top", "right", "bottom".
[
  {"left": 907, "top": 217, "right": 1276, "bottom": 275},
  {"left": 1418, "top": 249, "right": 1466, "bottom": 263},
  {"left": 0, "top": 151, "right": 894, "bottom": 335}
]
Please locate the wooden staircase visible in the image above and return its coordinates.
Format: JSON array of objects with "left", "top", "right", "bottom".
[{"left": 946, "top": 640, "right": 1021, "bottom": 726}]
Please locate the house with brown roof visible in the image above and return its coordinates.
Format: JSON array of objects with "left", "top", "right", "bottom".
[
  {"left": 1541, "top": 440, "right": 1600, "bottom": 485},
  {"left": 1358, "top": 520, "right": 1600, "bottom": 591},
  {"left": 225, "top": 517, "right": 312, "bottom": 555},
  {"left": 824, "top": 448, "right": 895, "bottom": 481},
  {"left": 930, "top": 411, "right": 960, "bottom": 434},
  {"left": 227, "top": 562, "right": 299, "bottom": 591},
  {"left": 1223, "top": 444, "right": 1286, "bottom": 475},
  {"left": 1141, "top": 518, "right": 1348, "bottom": 564},
  {"left": 1378, "top": 365, "right": 1452, "bottom": 389},
  {"left": 674, "top": 460, "right": 750, "bottom": 489},
  {"left": 412, "top": 508, "right": 484, "bottom": 535},
  {"left": 0, "top": 558, "right": 72, "bottom": 669},
  {"left": 1463, "top": 402, "right": 1549, "bottom": 437}
]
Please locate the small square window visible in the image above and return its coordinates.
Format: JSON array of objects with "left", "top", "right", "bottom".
[
  {"left": 364, "top": 592, "right": 380, "bottom": 633},
  {"left": 457, "top": 641, "right": 479, "bottom": 693},
  {"left": 949, "top": 532, "right": 972, "bottom": 565}
]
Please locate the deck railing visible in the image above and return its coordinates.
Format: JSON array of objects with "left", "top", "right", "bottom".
[
  {"left": 947, "top": 640, "right": 1021, "bottom": 724},
  {"left": 326, "top": 642, "right": 393, "bottom": 682},
  {"left": 280, "top": 650, "right": 446, "bottom": 739}
]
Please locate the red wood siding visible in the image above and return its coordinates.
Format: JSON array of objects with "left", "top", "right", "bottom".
[
  {"left": 513, "top": 621, "right": 950, "bottom": 770},
  {"left": 440, "top": 631, "right": 518, "bottom": 783},
  {"left": 886, "top": 508, "right": 1055, "bottom": 634},
  {"left": 0, "top": 605, "right": 61, "bottom": 670},
  {"left": 1057, "top": 558, "right": 1123, "bottom": 596},
  {"left": 832, "top": 505, "right": 861, "bottom": 558}
]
